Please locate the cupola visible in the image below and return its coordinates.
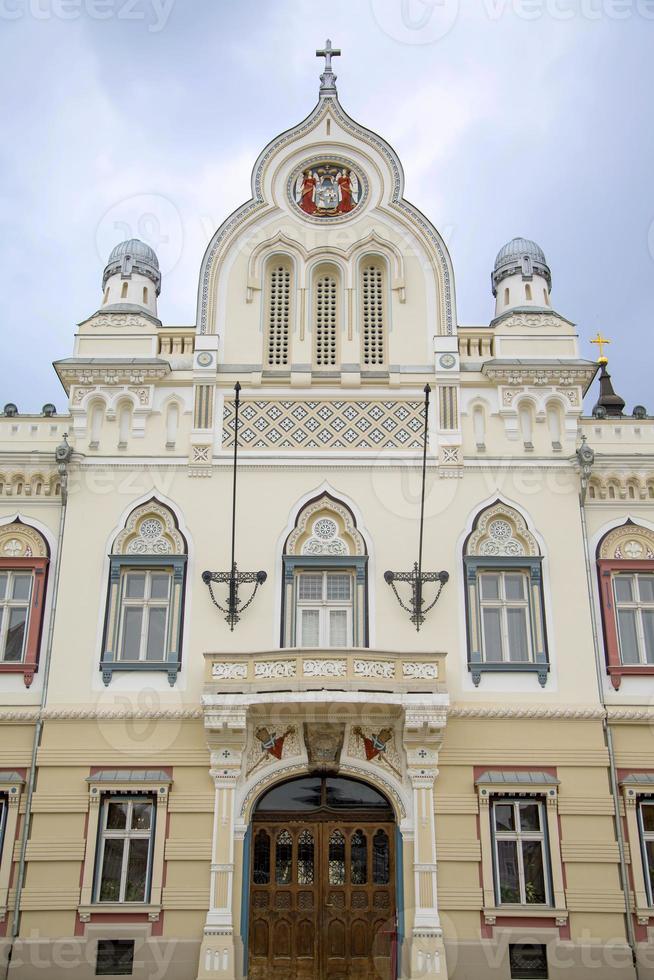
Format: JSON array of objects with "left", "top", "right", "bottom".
[
  {"left": 100, "top": 239, "right": 161, "bottom": 317},
  {"left": 492, "top": 237, "right": 552, "bottom": 316}
]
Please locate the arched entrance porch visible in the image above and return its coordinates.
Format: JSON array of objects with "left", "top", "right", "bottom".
[{"left": 246, "top": 774, "right": 399, "bottom": 980}]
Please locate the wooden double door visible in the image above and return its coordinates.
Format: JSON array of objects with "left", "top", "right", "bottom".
[{"left": 248, "top": 818, "right": 397, "bottom": 980}]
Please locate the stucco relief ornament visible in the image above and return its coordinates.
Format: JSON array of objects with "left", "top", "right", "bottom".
[
  {"left": 352, "top": 726, "right": 401, "bottom": 779},
  {"left": 479, "top": 519, "right": 524, "bottom": 557},
  {"left": 127, "top": 518, "right": 171, "bottom": 555},
  {"left": 293, "top": 161, "right": 362, "bottom": 217},
  {"left": 302, "top": 517, "right": 348, "bottom": 556},
  {"left": 246, "top": 726, "right": 297, "bottom": 777}
]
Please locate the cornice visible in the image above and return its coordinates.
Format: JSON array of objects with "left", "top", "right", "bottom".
[{"left": 482, "top": 363, "right": 597, "bottom": 387}]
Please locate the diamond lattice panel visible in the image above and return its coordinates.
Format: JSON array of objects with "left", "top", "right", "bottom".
[{"left": 222, "top": 399, "right": 424, "bottom": 450}]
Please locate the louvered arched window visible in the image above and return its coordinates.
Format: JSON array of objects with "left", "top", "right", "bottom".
[
  {"left": 313, "top": 265, "right": 339, "bottom": 368},
  {"left": 265, "top": 258, "right": 292, "bottom": 367},
  {"left": 361, "top": 259, "right": 386, "bottom": 367}
]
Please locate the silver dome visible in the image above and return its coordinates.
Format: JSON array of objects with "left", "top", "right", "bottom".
[
  {"left": 102, "top": 238, "right": 161, "bottom": 294},
  {"left": 492, "top": 237, "right": 551, "bottom": 296}
]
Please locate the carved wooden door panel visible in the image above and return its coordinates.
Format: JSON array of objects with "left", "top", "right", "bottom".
[
  {"left": 248, "top": 818, "right": 396, "bottom": 980},
  {"left": 321, "top": 822, "right": 396, "bottom": 980},
  {"left": 249, "top": 823, "right": 320, "bottom": 980}
]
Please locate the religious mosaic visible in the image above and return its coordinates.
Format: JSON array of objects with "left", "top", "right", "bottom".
[{"left": 292, "top": 159, "right": 363, "bottom": 217}]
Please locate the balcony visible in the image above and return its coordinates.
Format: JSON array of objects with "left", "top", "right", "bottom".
[{"left": 203, "top": 648, "right": 446, "bottom": 698}]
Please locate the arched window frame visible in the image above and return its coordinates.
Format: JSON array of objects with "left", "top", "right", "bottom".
[
  {"left": 0, "top": 520, "right": 49, "bottom": 688},
  {"left": 311, "top": 262, "right": 342, "bottom": 371},
  {"left": 464, "top": 503, "right": 548, "bottom": 687},
  {"left": 358, "top": 254, "right": 389, "bottom": 369},
  {"left": 281, "top": 494, "right": 368, "bottom": 648},
  {"left": 596, "top": 522, "right": 654, "bottom": 689},
  {"left": 263, "top": 254, "right": 294, "bottom": 369},
  {"left": 101, "top": 500, "right": 187, "bottom": 686}
]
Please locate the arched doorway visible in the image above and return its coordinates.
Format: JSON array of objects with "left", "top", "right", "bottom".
[{"left": 247, "top": 774, "right": 398, "bottom": 980}]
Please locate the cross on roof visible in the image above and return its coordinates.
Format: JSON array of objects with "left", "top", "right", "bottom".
[
  {"left": 316, "top": 39, "right": 341, "bottom": 73},
  {"left": 590, "top": 331, "right": 611, "bottom": 364}
]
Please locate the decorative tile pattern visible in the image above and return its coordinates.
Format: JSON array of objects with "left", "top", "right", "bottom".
[{"left": 222, "top": 399, "right": 425, "bottom": 450}]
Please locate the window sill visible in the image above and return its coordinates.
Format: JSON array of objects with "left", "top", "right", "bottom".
[
  {"left": 607, "top": 664, "right": 654, "bottom": 690},
  {"left": 483, "top": 906, "right": 567, "bottom": 926},
  {"left": 78, "top": 903, "right": 161, "bottom": 923},
  {"left": 100, "top": 660, "right": 180, "bottom": 687},
  {"left": 0, "top": 662, "right": 37, "bottom": 688},
  {"left": 469, "top": 662, "right": 549, "bottom": 688}
]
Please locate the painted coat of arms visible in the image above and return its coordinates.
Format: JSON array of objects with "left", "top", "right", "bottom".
[{"left": 294, "top": 161, "right": 361, "bottom": 216}]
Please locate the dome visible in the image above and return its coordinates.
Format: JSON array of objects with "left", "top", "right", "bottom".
[
  {"left": 107, "top": 239, "right": 160, "bottom": 269},
  {"left": 102, "top": 238, "right": 161, "bottom": 294},
  {"left": 492, "top": 236, "right": 551, "bottom": 296}
]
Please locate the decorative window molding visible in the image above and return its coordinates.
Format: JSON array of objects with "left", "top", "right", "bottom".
[
  {"left": 0, "top": 521, "right": 49, "bottom": 688},
  {"left": 79, "top": 770, "right": 171, "bottom": 923},
  {"left": 597, "top": 523, "right": 654, "bottom": 689},
  {"left": 264, "top": 257, "right": 292, "bottom": 368},
  {"left": 464, "top": 505, "right": 547, "bottom": 686},
  {"left": 0, "top": 772, "right": 24, "bottom": 922},
  {"left": 620, "top": 776, "right": 654, "bottom": 923},
  {"left": 313, "top": 264, "right": 339, "bottom": 370},
  {"left": 360, "top": 258, "right": 387, "bottom": 368},
  {"left": 282, "top": 494, "right": 368, "bottom": 648},
  {"left": 101, "top": 501, "right": 187, "bottom": 686},
  {"left": 475, "top": 771, "right": 566, "bottom": 926}
]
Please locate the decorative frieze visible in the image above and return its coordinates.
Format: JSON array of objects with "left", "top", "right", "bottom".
[
  {"left": 353, "top": 659, "right": 395, "bottom": 679},
  {"left": 222, "top": 398, "right": 426, "bottom": 451},
  {"left": 254, "top": 660, "right": 297, "bottom": 679},
  {"left": 303, "top": 659, "right": 347, "bottom": 678},
  {"left": 212, "top": 662, "right": 248, "bottom": 680}
]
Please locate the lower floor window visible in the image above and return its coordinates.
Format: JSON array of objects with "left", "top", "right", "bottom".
[
  {"left": 639, "top": 799, "right": 654, "bottom": 904},
  {"left": 95, "top": 939, "right": 135, "bottom": 977},
  {"left": 95, "top": 795, "right": 155, "bottom": 903},
  {"left": 492, "top": 798, "right": 550, "bottom": 905},
  {"left": 509, "top": 943, "right": 548, "bottom": 979}
]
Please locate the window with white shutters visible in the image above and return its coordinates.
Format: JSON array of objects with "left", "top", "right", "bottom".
[
  {"left": 266, "top": 261, "right": 292, "bottom": 367},
  {"left": 361, "top": 261, "right": 386, "bottom": 366},
  {"left": 314, "top": 271, "right": 338, "bottom": 368}
]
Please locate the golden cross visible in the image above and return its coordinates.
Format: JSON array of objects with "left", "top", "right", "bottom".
[{"left": 590, "top": 331, "right": 610, "bottom": 364}]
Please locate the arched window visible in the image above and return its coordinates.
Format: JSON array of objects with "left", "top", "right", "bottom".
[
  {"left": 504, "top": 287, "right": 510, "bottom": 306},
  {"left": 165, "top": 402, "right": 179, "bottom": 449},
  {"left": 102, "top": 286, "right": 109, "bottom": 305},
  {"left": 464, "top": 503, "right": 548, "bottom": 686},
  {"left": 89, "top": 400, "right": 104, "bottom": 449},
  {"left": 0, "top": 520, "right": 49, "bottom": 687},
  {"left": 518, "top": 402, "right": 534, "bottom": 450},
  {"left": 313, "top": 265, "right": 339, "bottom": 369},
  {"left": 265, "top": 258, "right": 292, "bottom": 367},
  {"left": 117, "top": 401, "right": 132, "bottom": 449},
  {"left": 360, "top": 259, "right": 386, "bottom": 367},
  {"left": 597, "top": 523, "right": 654, "bottom": 690},
  {"left": 143, "top": 286, "right": 149, "bottom": 305},
  {"left": 546, "top": 402, "right": 562, "bottom": 450},
  {"left": 102, "top": 500, "right": 187, "bottom": 686},
  {"left": 282, "top": 494, "right": 367, "bottom": 648},
  {"left": 121, "top": 282, "right": 128, "bottom": 299},
  {"left": 525, "top": 283, "right": 532, "bottom": 301},
  {"left": 472, "top": 405, "right": 486, "bottom": 451}
]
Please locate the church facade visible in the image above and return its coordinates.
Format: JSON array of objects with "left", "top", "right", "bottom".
[{"left": 1, "top": 45, "right": 654, "bottom": 980}]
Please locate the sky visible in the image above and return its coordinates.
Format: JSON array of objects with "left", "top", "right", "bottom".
[{"left": 0, "top": 0, "right": 652, "bottom": 411}]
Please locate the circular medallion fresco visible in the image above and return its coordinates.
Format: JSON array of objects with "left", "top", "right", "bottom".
[{"left": 289, "top": 157, "right": 366, "bottom": 220}]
